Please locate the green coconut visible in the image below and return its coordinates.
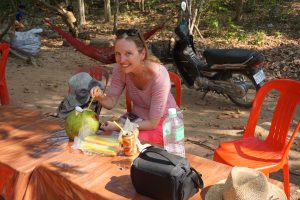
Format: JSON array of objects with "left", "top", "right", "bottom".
[{"left": 65, "top": 106, "right": 100, "bottom": 141}]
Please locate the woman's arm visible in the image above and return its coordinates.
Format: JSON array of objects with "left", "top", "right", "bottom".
[
  {"left": 136, "top": 118, "right": 160, "bottom": 130},
  {"left": 91, "top": 65, "right": 125, "bottom": 110},
  {"left": 100, "top": 118, "right": 160, "bottom": 131}
]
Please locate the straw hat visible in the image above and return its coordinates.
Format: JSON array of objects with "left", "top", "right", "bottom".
[{"left": 205, "top": 167, "right": 287, "bottom": 200}]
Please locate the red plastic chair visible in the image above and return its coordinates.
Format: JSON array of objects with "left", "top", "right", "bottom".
[
  {"left": 126, "top": 71, "right": 182, "bottom": 112},
  {"left": 0, "top": 43, "right": 10, "bottom": 105},
  {"left": 213, "top": 79, "right": 300, "bottom": 200}
]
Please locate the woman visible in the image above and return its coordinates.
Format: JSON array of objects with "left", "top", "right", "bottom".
[{"left": 90, "top": 29, "right": 179, "bottom": 145}]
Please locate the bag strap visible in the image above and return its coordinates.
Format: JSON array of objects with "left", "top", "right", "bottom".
[
  {"left": 190, "top": 167, "right": 204, "bottom": 189},
  {"left": 141, "top": 146, "right": 180, "bottom": 166},
  {"left": 142, "top": 147, "right": 204, "bottom": 189}
]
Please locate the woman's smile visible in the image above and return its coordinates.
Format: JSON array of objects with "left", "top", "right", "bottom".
[
  {"left": 114, "top": 38, "right": 145, "bottom": 74},
  {"left": 120, "top": 64, "right": 130, "bottom": 68}
]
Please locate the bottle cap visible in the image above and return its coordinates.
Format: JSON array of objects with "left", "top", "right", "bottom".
[{"left": 168, "top": 108, "right": 177, "bottom": 117}]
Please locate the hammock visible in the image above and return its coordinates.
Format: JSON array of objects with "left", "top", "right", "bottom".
[{"left": 44, "top": 19, "right": 164, "bottom": 64}]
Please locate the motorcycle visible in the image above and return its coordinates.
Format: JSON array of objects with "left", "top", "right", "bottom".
[{"left": 173, "top": 1, "right": 266, "bottom": 108}]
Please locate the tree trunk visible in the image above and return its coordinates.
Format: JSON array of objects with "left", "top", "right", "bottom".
[
  {"left": 235, "top": 0, "right": 244, "bottom": 22},
  {"left": 104, "top": 0, "right": 111, "bottom": 22},
  {"left": 0, "top": 10, "right": 11, "bottom": 24},
  {"left": 0, "top": 14, "right": 15, "bottom": 41},
  {"left": 77, "top": 0, "right": 86, "bottom": 25},
  {"left": 190, "top": 8, "right": 198, "bottom": 34},
  {"left": 187, "top": 0, "right": 192, "bottom": 24},
  {"left": 140, "top": 0, "right": 144, "bottom": 12},
  {"left": 0, "top": 0, "right": 17, "bottom": 41},
  {"left": 113, "top": 0, "right": 119, "bottom": 33},
  {"left": 194, "top": 0, "right": 206, "bottom": 41}
]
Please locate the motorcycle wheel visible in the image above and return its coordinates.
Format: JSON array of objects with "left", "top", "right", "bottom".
[{"left": 227, "top": 72, "right": 259, "bottom": 108}]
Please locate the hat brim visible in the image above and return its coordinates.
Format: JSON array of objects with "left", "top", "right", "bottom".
[
  {"left": 205, "top": 182, "right": 286, "bottom": 200},
  {"left": 267, "top": 182, "right": 287, "bottom": 200},
  {"left": 205, "top": 184, "right": 224, "bottom": 200}
]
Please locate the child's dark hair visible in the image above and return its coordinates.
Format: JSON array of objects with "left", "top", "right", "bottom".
[
  {"left": 19, "top": 4, "right": 26, "bottom": 9},
  {"left": 67, "top": 5, "right": 74, "bottom": 12}
]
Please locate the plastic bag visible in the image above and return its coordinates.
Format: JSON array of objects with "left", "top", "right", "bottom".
[
  {"left": 11, "top": 28, "right": 43, "bottom": 55},
  {"left": 72, "top": 126, "right": 120, "bottom": 156}
]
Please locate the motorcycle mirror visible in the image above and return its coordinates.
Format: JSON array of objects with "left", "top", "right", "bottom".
[{"left": 181, "top": 1, "right": 187, "bottom": 11}]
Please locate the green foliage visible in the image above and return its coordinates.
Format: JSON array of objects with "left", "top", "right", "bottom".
[
  {"left": 144, "top": 0, "right": 161, "bottom": 11},
  {"left": 274, "top": 31, "right": 282, "bottom": 38},
  {"left": 207, "top": 16, "right": 219, "bottom": 34},
  {"left": 224, "top": 17, "right": 246, "bottom": 41},
  {"left": 198, "top": 0, "right": 297, "bottom": 40},
  {"left": 203, "top": 0, "right": 233, "bottom": 14},
  {"left": 250, "top": 31, "right": 266, "bottom": 45},
  {"left": 0, "top": 1, "right": 14, "bottom": 15},
  {"left": 244, "top": 0, "right": 257, "bottom": 13}
]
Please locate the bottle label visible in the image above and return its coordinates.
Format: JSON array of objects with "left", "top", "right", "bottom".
[
  {"left": 176, "top": 126, "right": 184, "bottom": 141},
  {"left": 163, "top": 122, "right": 171, "bottom": 136}
]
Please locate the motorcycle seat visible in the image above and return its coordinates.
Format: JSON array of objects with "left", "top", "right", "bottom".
[{"left": 203, "top": 48, "right": 262, "bottom": 66}]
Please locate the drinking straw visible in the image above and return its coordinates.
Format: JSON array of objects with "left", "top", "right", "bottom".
[
  {"left": 113, "top": 121, "right": 124, "bottom": 132},
  {"left": 87, "top": 97, "right": 104, "bottom": 124},
  {"left": 87, "top": 97, "right": 94, "bottom": 110}
]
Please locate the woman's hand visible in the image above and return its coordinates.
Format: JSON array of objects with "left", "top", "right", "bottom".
[
  {"left": 100, "top": 121, "right": 120, "bottom": 131},
  {"left": 90, "top": 86, "right": 105, "bottom": 102},
  {"left": 90, "top": 86, "right": 118, "bottom": 110}
]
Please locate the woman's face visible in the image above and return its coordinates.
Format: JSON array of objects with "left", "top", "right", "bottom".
[{"left": 114, "top": 38, "right": 145, "bottom": 74}]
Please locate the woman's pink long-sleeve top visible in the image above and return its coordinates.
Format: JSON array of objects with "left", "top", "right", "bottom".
[{"left": 108, "top": 65, "right": 177, "bottom": 120}]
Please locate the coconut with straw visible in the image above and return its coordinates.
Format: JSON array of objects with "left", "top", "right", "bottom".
[{"left": 65, "top": 98, "right": 100, "bottom": 141}]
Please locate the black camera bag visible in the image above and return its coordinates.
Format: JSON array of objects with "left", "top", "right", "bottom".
[{"left": 130, "top": 146, "right": 204, "bottom": 200}]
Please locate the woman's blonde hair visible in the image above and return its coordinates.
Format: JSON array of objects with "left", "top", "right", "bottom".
[{"left": 115, "top": 29, "right": 161, "bottom": 64}]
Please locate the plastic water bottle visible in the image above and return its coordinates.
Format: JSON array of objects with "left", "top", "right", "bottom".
[{"left": 163, "top": 108, "right": 185, "bottom": 157}]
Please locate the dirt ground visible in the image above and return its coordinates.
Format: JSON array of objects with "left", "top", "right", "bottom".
[{"left": 5, "top": 37, "right": 300, "bottom": 199}]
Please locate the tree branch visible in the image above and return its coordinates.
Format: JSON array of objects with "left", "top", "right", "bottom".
[{"left": 33, "top": 0, "right": 78, "bottom": 37}]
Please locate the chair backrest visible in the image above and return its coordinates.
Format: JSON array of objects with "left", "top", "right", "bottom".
[
  {"left": 169, "top": 71, "right": 182, "bottom": 107},
  {"left": 243, "top": 79, "right": 300, "bottom": 150},
  {"left": 0, "top": 43, "right": 10, "bottom": 84},
  {"left": 126, "top": 71, "right": 182, "bottom": 113},
  {"left": 0, "top": 43, "right": 10, "bottom": 105}
]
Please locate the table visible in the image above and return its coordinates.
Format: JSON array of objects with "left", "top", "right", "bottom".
[
  {"left": 24, "top": 147, "right": 233, "bottom": 200},
  {"left": 0, "top": 106, "right": 67, "bottom": 200},
  {"left": 0, "top": 106, "right": 283, "bottom": 200}
]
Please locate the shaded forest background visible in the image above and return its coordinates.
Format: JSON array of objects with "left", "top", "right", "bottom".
[{"left": 1, "top": 1, "right": 299, "bottom": 80}]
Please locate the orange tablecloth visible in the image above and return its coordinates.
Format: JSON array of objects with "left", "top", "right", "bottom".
[
  {"left": 23, "top": 146, "right": 233, "bottom": 200},
  {"left": 0, "top": 106, "right": 283, "bottom": 200},
  {"left": 0, "top": 106, "right": 67, "bottom": 200}
]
